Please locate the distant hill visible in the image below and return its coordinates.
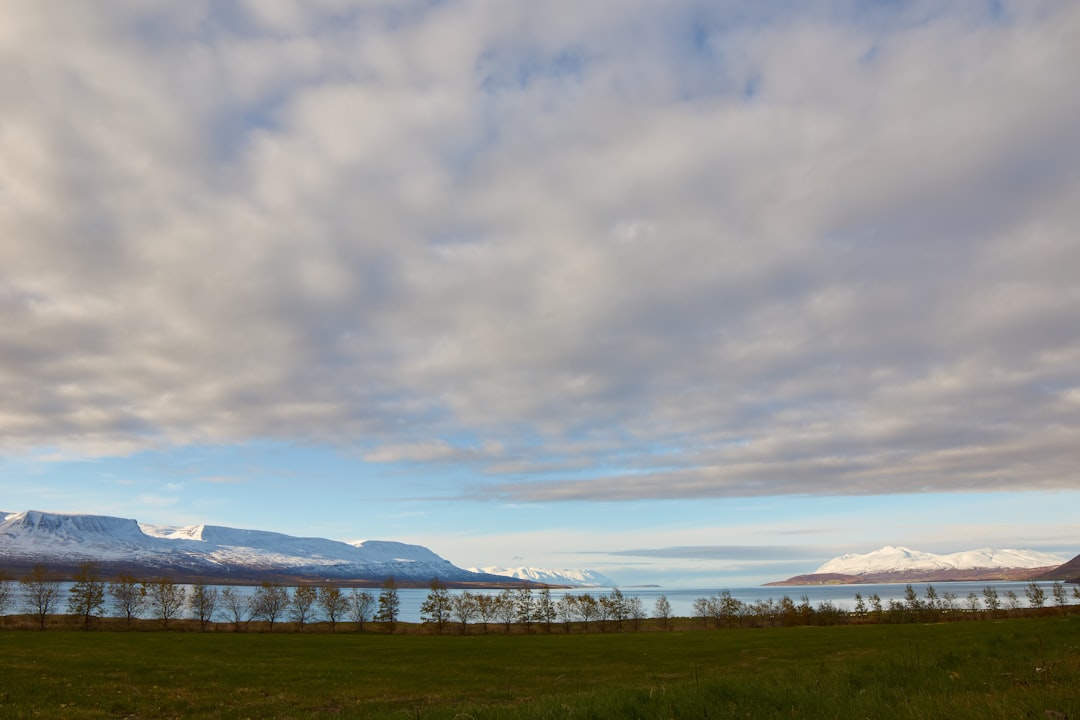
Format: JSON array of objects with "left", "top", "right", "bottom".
[
  {"left": 766, "top": 545, "right": 1068, "bottom": 586},
  {"left": 0, "top": 510, "right": 518, "bottom": 587},
  {"left": 1032, "top": 553, "right": 1080, "bottom": 583},
  {"left": 468, "top": 566, "right": 616, "bottom": 588}
]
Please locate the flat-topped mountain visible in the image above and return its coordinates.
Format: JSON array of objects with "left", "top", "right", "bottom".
[
  {"left": 767, "top": 545, "right": 1068, "bottom": 586},
  {"left": 0, "top": 510, "right": 514, "bottom": 586}
]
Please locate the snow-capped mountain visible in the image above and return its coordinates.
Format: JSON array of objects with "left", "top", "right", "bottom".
[
  {"left": 814, "top": 546, "right": 1066, "bottom": 575},
  {"left": 768, "top": 545, "right": 1068, "bottom": 586},
  {"left": 468, "top": 566, "right": 616, "bottom": 588},
  {"left": 0, "top": 510, "right": 513, "bottom": 585}
]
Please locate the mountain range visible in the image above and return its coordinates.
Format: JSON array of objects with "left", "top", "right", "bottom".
[
  {"left": 767, "top": 545, "right": 1075, "bottom": 586},
  {"left": 0, "top": 510, "right": 597, "bottom": 587},
  {"left": 468, "top": 566, "right": 616, "bottom": 587}
]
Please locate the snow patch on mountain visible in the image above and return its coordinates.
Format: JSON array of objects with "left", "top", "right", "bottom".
[
  {"left": 815, "top": 546, "right": 1066, "bottom": 575},
  {"left": 469, "top": 566, "right": 616, "bottom": 587}
]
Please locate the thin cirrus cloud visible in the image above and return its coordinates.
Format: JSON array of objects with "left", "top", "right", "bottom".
[{"left": 1, "top": 1, "right": 1078, "bottom": 506}]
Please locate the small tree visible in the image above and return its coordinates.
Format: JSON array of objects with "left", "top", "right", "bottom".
[
  {"left": 966, "top": 591, "right": 980, "bottom": 614},
  {"left": 0, "top": 571, "right": 13, "bottom": 617},
  {"left": 597, "top": 593, "right": 616, "bottom": 631},
  {"left": 376, "top": 577, "right": 399, "bottom": 630},
  {"left": 868, "top": 594, "right": 883, "bottom": 623},
  {"left": 577, "top": 593, "right": 599, "bottom": 629},
  {"left": 556, "top": 594, "right": 577, "bottom": 632},
  {"left": 1004, "top": 590, "right": 1021, "bottom": 612},
  {"left": 778, "top": 596, "right": 798, "bottom": 626},
  {"left": 924, "top": 585, "right": 940, "bottom": 620},
  {"left": 514, "top": 585, "right": 534, "bottom": 629},
  {"left": 476, "top": 593, "right": 498, "bottom": 633},
  {"left": 941, "top": 591, "right": 959, "bottom": 619},
  {"left": 144, "top": 578, "right": 187, "bottom": 630},
  {"left": 535, "top": 587, "right": 556, "bottom": 631},
  {"left": 20, "top": 565, "right": 62, "bottom": 630},
  {"left": 451, "top": 591, "right": 478, "bottom": 634},
  {"left": 289, "top": 585, "right": 319, "bottom": 631},
  {"left": 982, "top": 587, "right": 1001, "bottom": 617},
  {"left": 419, "top": 578, "right": 452, "bottom": 634},
  {"left": 692, "top": 597, "right": 710, "bottom": 628},
  {"left": 654, "top": 595, "right": 672, "bottom": 629},
  {"left": 349, "top": 589, "right": 375, "bottom": 631},
  {"left": 495, "top": 589, "right": 516, "bottom": 632},
  {"left": 108, "top": 574, "right": 146, "bottom": 628},
  {"left": 1025, "top": 581, "right": 1046, "bottom": 609},
  {"left": 852, "top": 593, "right": 867, "bottom": 621},
  {"left": 189, "top": 583, "right": 219, "bottom": 630},
  {"left": 319, "top": 586, "right": 349, "bottom": 632},
  {"left": 606, "top": 588, "right": 628, "bottom": 630},
  {"left": 67, "top": 563, "right": 106, "bottom": 629},
  {"left": 627, "top": 596, "right": 646, "bottom": 630},
  {"left": 220, "top": 587, "right": 249, "bottom": 631},
  {"left": 903, "top": 585, "right": 922, "bottom": 616},
  {"left": 1051, "top": 582, "right": 1067, "bottom": 611},
  {"left": 250, "top": 582, "right": 290, "bottom": 631}
]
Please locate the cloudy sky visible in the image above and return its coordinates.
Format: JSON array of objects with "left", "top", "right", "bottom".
[{"left": 2, "top": 0, "right": 1078, "bottom": 586}]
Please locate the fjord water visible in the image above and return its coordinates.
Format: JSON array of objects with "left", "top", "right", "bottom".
[
  {"left": 44, "top": 579, "right": 1065, "bottom": 623},
  {"left": 386, "top": 580, "right": 1063, "bottom": 623}
]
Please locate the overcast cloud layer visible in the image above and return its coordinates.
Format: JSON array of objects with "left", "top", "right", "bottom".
[{"left": 3, "top": 1, "right": 1079, "bottom": 502}]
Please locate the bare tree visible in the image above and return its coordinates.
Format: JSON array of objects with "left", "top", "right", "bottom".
[
  {"left": 144, "top": 578, "right": 187, "bottom": 629},
  {"left": 654, "top": 595, "right": 672, "bottom": 630},
  {"left": 349, "top": 589, "right": 375, "bottom": 631},
  {"left": 495, "top": 589, "right": 516, "bottom": 632},
  {"left": 251, "top": 582, "right": 290, "bottom": 631},
  {"left": 556, "top": 594, "right": 577, "bottom": 632},
  {"left": 535, "top": 587, "right": 556, "bottom": 631},
  {"left": 220, "top": 587, "right": 249, "bottom": 631},
  {"left": 451, "top": 591, "right": 478, "bottom": 634},
  {"left": 20, "top": 565, "right": 62, "bottom": 630},
  {"left": 0, "top": 571, "right": 13, "bottom": 617},
  {"left": 514, "top": 585, "right": 533, "bottom": 629},
  {"left": 319, "top": 586, "right": 349, "bottom": 632},
  {"left": 67, "top": 562, "right": 106, "bottom": 629},
  {"left": 189, "top": 583, "right": 219, "bottom": 630},
  {"left": 1025, "top": 581, "right": 1046, "bottom": 609},
  {"left": 982, "top": 587, "right": 1001, "bottom": 617},
  {"left": 1052, "top": 582, "right": 1067, "bottom": 611},
  {"left": 1004, "top": 590, "right": 1021, "bottom": 612},
  {"left": 576, "top": 593, "right": 599, "bottom": 630},
  {"left": 475, "top": 593, "right": 498, "bottom": 633},
  {"left": 627, "top": 596, "right": 646, "bottom": 630},
  {"left": 108, "top": 574, "right": 145, "bottom": 628},
  {"left": 289, "top": 585, "right": 319, "bottom": 631},
  {"left": 602, "top": 588, "right": 628, "bottom": 630},
  {"left": 692, "top": 597, "right": 710, "bottom": 628}
]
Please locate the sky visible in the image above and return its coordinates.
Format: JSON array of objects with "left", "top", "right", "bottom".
[{"left": 2, "top": 0, "right": 1079, "bottom": 587}]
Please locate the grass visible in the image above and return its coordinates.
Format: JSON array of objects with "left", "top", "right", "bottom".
[{"left": 0, "top": 617, "right": 1077, "bottom": 718}]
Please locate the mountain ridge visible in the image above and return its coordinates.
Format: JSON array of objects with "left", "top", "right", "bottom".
[
  {"left": 468, "top": 566, "right": 617, "bottom": 588},
  {"left": 0, "top": 510, "right": 520, "bottom": 587},
  {"left": 767, "top": 545, "right": 1070, "bottom": 586}
]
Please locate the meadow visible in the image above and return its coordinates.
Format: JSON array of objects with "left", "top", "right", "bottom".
[{"left": 0, "top": 616, "right": 1077, "bottom": 719}]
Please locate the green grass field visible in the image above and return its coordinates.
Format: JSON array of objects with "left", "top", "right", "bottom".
[{"left": 1, "top": 617, "right": 1077, "bottom": 719}]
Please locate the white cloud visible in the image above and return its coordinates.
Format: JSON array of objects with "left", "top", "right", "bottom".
[{"left": 1, "top": 1, "right": 1079, "bottom": 500}]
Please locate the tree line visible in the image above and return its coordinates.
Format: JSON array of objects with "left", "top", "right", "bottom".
[
  {"left": 0, "top": 563, "right": 401, "bottom": 632},
  {"left": 1, "top": 563, "right": 1076, "bottom": 633},
  {"left": 687, "top": 581, "right": 1080, "bottom": 628}
]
